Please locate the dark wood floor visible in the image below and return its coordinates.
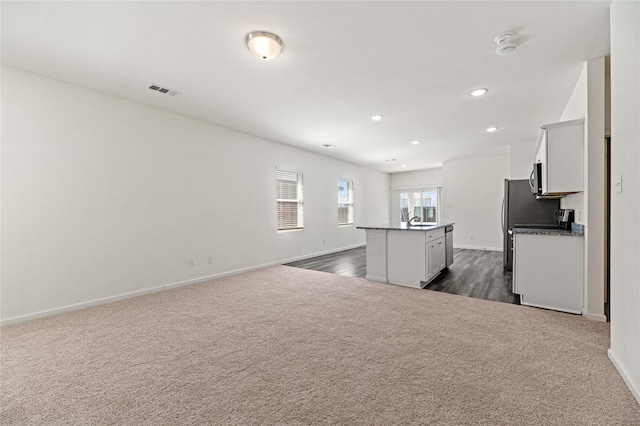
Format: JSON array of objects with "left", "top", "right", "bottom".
[
  {"left": 284, "top": 247, "right": 519, "bottom": 305},
  {"left": 284, "top": 247, "right": 367, "bottom": 278},
  {"left": 425, "top": 249, "right": 518, "bottom": 304}
]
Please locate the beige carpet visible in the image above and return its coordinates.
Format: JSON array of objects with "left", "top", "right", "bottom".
[{"left": 1, "top": 265, "right": 639, "bottom": 425}]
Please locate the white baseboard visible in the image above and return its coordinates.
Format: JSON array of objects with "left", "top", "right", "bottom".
[
  {"left": 0, "top": 244, "right": 367, "bottom": 326},
  {"left": 454, "top": 245, "right": 502, "bottom": 252},
  {"left": 608, "top": 348, "right": 640, "bottom": 406},
  {"left": 0, "top": 286, "right": 165, "bottom": 326},
  {"left": 164, "top": 244, "right": 364, "bottom": 291},
  {"left": 582, "top": 309, "right": 607, "bottom": 322}
]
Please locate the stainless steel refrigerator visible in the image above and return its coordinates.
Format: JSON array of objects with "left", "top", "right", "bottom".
[{"left": 502, "top": 179, "right": 560, "bottom": 270}]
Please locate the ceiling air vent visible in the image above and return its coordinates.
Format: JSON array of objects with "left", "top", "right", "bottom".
[{"left": 148, "top": 83, "right": 181, "bottom": 97}]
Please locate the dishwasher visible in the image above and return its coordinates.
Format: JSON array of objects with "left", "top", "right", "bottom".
[{"left": 445, "top": 225, "right": 454, "bottom": 267}]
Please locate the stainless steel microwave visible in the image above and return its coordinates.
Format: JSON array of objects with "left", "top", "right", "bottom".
[{"left": 530, "top": 163, "right": 542, "bottom": 195}]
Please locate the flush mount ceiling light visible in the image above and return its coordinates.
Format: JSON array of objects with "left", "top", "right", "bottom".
[
  {"left": 246, "top": 31, "right": 283, "bottom": 60},
  {"left": 371, "top": 115, "right": 384, "bottom": 121},
  {"left": 495, "top": 32, "right": 516, "bottom": 56},
  {"left": 486, "top": 126, "right": 499, "bottom": 132},
  {"left": 469, "top": 88, "right": 488, "bottom": 97},
  {"left": 411, "top": 140, "right": 421, "bottom": 145}
]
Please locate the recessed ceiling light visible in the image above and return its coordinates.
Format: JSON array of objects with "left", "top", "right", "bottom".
[
  {"left": 486, "top": 126, "right": 499, "bottom": 132},
  {"left": 411, "top": 140, "right": 421, "bottom": 145},
  {"left": 322, "top": 144, "right": 336, "bottom": 148},
  {"left": 371, "top": 115, "right": 384, "bottom": 121},
  {"left": 401, "top": 164, "right": 407, "bottom": 168},
  {"left": 469, "top": 88, "right": 488, "bottom": 97}
]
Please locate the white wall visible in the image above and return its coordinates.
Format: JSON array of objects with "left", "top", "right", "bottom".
[
  {"left": 390, "top": 168, "right": 443, "bottom": 190},
  {"left": 0, "top": 66, "right": 390, "bottom": 323},
  {"left": 558, "top": 57, "right": 607, "bottom": 323},
  {"left": 608, "top": 0, "right": 640, "bottom": 405},
  {"left": 584, "top": 57, "right": 606, "bottom": 322},
  {"left": 442, "top": 155, "right": 509, "bottom": 251},
  {"left": 560, "top": 63, "right": 588, "bottom": 224},
  {"left": 389, "top": 168, "right": 443, "bottom": 223},
  {"left": 509, "top": 143, "right": 535, "bottom": 180}
]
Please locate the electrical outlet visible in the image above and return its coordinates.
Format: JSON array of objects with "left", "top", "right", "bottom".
[
  {"left": 322, "top": 239, "right": 326, "bottom": 244},
  {"left": 207, "top": 256, "right": 213, "bottom": 264},
  {"left": 370, "top": 235, "right": 375, "bottom": 243},
  {"left": 470, "top": 235, "right": 474, "bottom": 240},
  {"left": 188, "top": 258, "right": 195, "bottom": 267}
]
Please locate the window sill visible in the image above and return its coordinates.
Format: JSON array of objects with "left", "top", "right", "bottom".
[{"left": 277, "top": 228, "right": 304, "bottom": 233}]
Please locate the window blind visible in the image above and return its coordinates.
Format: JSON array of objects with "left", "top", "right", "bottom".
[{"left": 277, "top": 169, "right": 303, "bottom": 230}]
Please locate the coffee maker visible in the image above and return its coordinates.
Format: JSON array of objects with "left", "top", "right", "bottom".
[{"left": 558, "top": 209, "right": 575, "bottom": 230}]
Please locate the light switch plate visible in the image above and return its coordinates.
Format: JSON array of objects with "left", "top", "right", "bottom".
[{"left": 614, "top": 174, "right": 622, "bottom": 194}]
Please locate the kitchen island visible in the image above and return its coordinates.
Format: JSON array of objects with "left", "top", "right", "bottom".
[{"left": 357, "top": 223, "right": 454, "bottom": 288}]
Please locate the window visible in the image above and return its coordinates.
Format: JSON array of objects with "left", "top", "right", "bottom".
[
  {"left": 277, "top": 168, "right": 303, "bottom": 230},
  {"left": 337, "top": 178, "right": 354, "bottom": 225},
  {"left": 399, "top": 188, "right": 440, "bottom": 225}
]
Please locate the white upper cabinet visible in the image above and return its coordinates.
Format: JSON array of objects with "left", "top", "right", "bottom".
[{"left": 534, "top": 119, "right": 584, "bottom": 196}]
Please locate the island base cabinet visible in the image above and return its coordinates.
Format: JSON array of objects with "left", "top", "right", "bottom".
[
  {"left": 387, "top": 231, "right": 426, "bottom": 288},
  {"left": 363, "top": 229, "right": 388, "bottom": 282},
  {"left": 386, "top": 231, "right": 447, "bottom": 288},
  {"left": 427, "top": 237, "right": 446, "bottom": 281},
  {"left": 360, "top": 225, "right": 453, "bottom": 289}
]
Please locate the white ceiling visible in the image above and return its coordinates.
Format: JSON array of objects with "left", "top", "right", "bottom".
[{"left": 1, "top": 1, "right": 611, "bottom": 173}]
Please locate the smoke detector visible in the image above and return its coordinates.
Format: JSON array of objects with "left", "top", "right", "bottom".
[{"left": 494, "top": 32, "right": 517, "bottom": 56}]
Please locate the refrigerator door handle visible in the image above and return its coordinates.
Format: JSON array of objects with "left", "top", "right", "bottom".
[
  {"left": 529, "top": 169, "right": 535, "bottom": 192},
  {"left": 501, "top": 197, "right": 505, "bottom": 234}
]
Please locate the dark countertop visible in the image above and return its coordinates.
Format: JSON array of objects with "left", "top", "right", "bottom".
[
  {"left": 510, "top": 226, "right": 584, "bottom": 237},
  {"left": 356, "top": 223, "right": 454, "bottom": 231}
]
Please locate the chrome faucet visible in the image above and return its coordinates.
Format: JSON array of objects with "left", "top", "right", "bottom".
[{"left": 407, "top": 216, "right": 420, "bottom": 225}]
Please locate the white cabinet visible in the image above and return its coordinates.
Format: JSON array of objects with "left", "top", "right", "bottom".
[
  {"left": 427, "top": 237, "right": 446, "bottom": 281},
  {"left": 425, "top": 228, "right": 446, "bottom": 282},
  {"left": 363, "top": 229, "right": 388, "bottom": 283},
  {"left": 435, "top": 238, "right": 446, "bottom": 271},
  {"left": 513, "top": 233, "right": 584, "bottom": 314},
  {"left": 386, "top": 227, "right": 446, "bottom": 288},
  {"left": 387, "top": 230, "right": 426, "bottom": 288},
  {"left": 534, "top": 119, "right": 584, "bottom": 196}
]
